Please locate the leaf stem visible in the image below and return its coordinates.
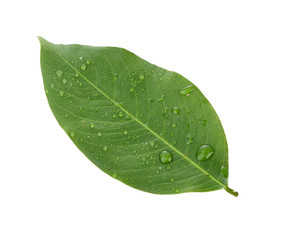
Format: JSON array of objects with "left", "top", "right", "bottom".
[{"left": 225, "top": 186, "right": 239, "bottom": 197}]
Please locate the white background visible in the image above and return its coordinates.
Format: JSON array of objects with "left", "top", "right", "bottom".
[{"left": 1, "top": 0, "right": 282, "bottom": 239}]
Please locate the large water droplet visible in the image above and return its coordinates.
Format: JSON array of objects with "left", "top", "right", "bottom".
[
  {"left": 172, "top": 107, "right": 180, "bottom": 116},
  {"left": 159, "top": 151, "right": 173, "bottom": 164},
  {"left": 221, "top": 166, "right": 228, "bottom": 178},
  {"left": 56, "top": 70, "right": 63, "bottom": 77},
  {"left": 80, "top": 64, "right": 86, "bottom": 70},
  {"left": 196, "top": 144, "right": 215, "bottom": 161},
  {"left": 179, "top": 85, "right": 195, "bottom": 96}
]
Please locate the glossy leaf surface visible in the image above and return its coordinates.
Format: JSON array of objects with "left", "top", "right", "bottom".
[{"left": 39, "top": 38, "right": 237, "bottom": 196}]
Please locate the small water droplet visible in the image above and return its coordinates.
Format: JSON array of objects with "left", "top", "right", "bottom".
[
  {"left": 71, "top": 131, "right": 75, "bottom": 137},
  {"left": 139, "top": 74, "right": 145, "bottom": 80},
  {"left": 75, "top": 73, "right": 79, "bottom": 77},
  {"left": 86, "top": 60, "right": 91, "bottom": 65},
  {"left": 175, "top": 188, "right": 180, "bottom": 193},
  {"left": 90, "top": 123, "right": 95, "bottom": 128},
  {"left": 159, "top": 151, "right": 173, "bottom": 165},
  {"left": 79, "top": 107, "right": 83, "bottom": 112},
  {"left": 170, "top": 178, "right": 174, "bottom": 182},
  {"left": 113, "top": 73, "right": 118, "bottom": 81},
  {"left": 113, "top": 114, "right": 117, "bottom": 119},
  {"left": 45, "top": 89, "right": 49, "bottom": 94},
  {"left": 186, "top": 134, "right": 194, "bottom": 144},
  {"left": 149, "top": 141, "right": 155, "bottom": 147},
  {"left": 59, "top": 91, "right": 64, "bottom": 96},
  {"left": 171, "top": 123, "right": 177, "bottom": 128},
  {"left": 65, "top": 114, "right": 69, "bottom": 118},
  {"left": 80, "top": 64, "right": 86, "bottom": 70},
  {"left": 103, "top": 146, "right": 108, "bottom": 151},
  {"left": 56, "top": 70, "right": 63, "bottom": 77},
  {"left": 166, "top": 165, "right": 171, "bottom": 170},
  {"left": 129, "top": 87, "right": 135, "bottom": 92},
  {"left": 118, "top": 112, "right": 124, "bottom": 118},
  {"left": 172, "top": 107, "right": 180, "bottom": 116},
  {"left": 179, "top": 85, "right": 195, "bottom": 96},
  {"left": 196, "top": 144, "right": 215, "bottom": 161},
  {"left": 200, "top": 120, "right": 207, "bottom": 126},
  {"left": 112, "top": 173, "right": 118, "bottom": 178},
  {"left": 157, "top": 95, "right": 165, "bottom": 101},
  {"left": 221, "top": 166, "right": 228, "bottom": 178},
  {"left": 123, "top": 130, "right": 128, "bottom": 135},
  {"left": 62, "top": 79, "right": 67, "bottom": 84},
  {"left": 98, "top": 132, "right": 102, "bottom": 136}
]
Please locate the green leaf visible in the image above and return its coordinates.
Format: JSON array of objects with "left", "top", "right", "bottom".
[{"left": 39, "top": 37, "right": 238, "bottom": 197}]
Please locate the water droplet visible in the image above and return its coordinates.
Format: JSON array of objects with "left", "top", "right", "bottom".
[
  {"left": 179, "top": 85, "right": 195, "bottom": 96},
  {"left": 175, "top": 188, "right": 180, "bottom": 193},
  {"left": 186, "top": 134, "right": 194, "bottom": 144},
  {"left": 166, "top": 165, "right": 171, "bottom": 170},
  {"left": 221, "top": 166, "right": 228, "bottom": 178},
  {"left": 80, "top": 64, "right": 86, "bottom": 70},
  {"left": 62, "top": 79, "right": 67, "bottom": 84},
  {"left": 123, "top": 130, "right": 128, "bottom": 135},
  {"left": 149, "top": 141, "right": 155, "bottom": 147},
  {"left": 56, "top": 70, "right": 63, "bottom": 77},
  {"left": 75, "top": 73, "right": 79, "bottom": 77},
  {"left": 98, "top": 132, "right": 102, "bottom": 136},
  {"left": 157, "top": 95, "right": 165, "bottom": 101},
  {"left": 79, "top": 107, "right": 83, "bottom": 112},
  {"left": 196, "top": 144, "right": 215, "bottom": 161},
  {"left": 113, "top": 73, "right": 118, "bottom": 81},
  {"left": 103, "top": 146, "right": 108, "bottom": 151},
  {"left": 159, "top": 151, "right": 173, "bottom": 165},
  {"left": 65, "top": 114, "right": 69, "bottom": 118},
  {"left": 139, "top": 74, "right": 145, "bottom": 80},
  {"left": 171, "top": 123, "right": 177, "bottom": 128},
  {"left": 71, "top": 131, "right": 75, "bottom": 137},
  {"left": 112, "top": 173, "right": 118, "bottom": 178},
  {"left": 172, "top": 107, "right": 180, "bottom": 116},
  {"left": 90, "top": 123, "right": 95, "bottom": 128},
  {"left": 86, "top": 60, "right": 91, "bottom": 65},
  {"left": 170, "top": 178, "right": 174, "bottom": 182},
  {"left": 200, "top": 120, "right": 207, "bottom": 126},
  {"left": 113, "top": 114, "right": 117, "bottom": 119},
  {"left": 129, "top": 87, "right": 135, "bottom": 92},
  {"left": 45, "top": 89, "right": 49, "bottom": 94},
  {"left": 59, "top": 91, "right": 64, "bottom": 96},
  {"left": 118, "top": 112, "right": 124, "bottom": 117}
]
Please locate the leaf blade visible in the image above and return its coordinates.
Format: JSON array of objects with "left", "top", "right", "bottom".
[{"left": 39, "top": 37, "right": 237, "bottom": 195}]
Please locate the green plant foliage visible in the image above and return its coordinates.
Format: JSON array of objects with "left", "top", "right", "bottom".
[{"left": 39, "top": 37, "right": 237, "bottom": 196}]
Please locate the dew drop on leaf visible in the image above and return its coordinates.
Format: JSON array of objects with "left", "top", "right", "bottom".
[
  {"left": 196, "top": 144, "right": 215, "bottom": 161},
  {"left": 171, "top": 123, "right": 177, "bottom": 128},
  {"left": 112, "top": 173, "right": 118, "bottom": 179},
  {"left": 123, "top": 130, "right": 128, "bottom": 135},
  {"left": 86, "top": 60, "right": 91, "bottom": 65},
  {"left": 186, "top": 134, "right": 194, "bottom": 144},
  {"left": 118, "top": 112, "right": 124, "bottom": 117},
  {"left": 139, "top": 74, "right": 145, "bottom": 79},
  {"left": 179, "top": 85, "right": 195, "bottom": 96},
  {"left": 103, "top": 146, "right": 108, "bottom": 151},
  {"left": 90, "top": 123, "right": 95, "bottom": 128},
  {"left": 56, "top": 70, "right": 63, "bottom": 77},
  {"left": 80, "top": 64, "right": 86, "bottom": 70},
  {"left": 75, "top": 73, "right": 79, "bottom": 77},
  {"left": 98, "top": 132, "right": 102, "bottom": 136},
  {"left": 159, "top": 150, "right": 173, "bottom": 164},
  {"left": 172, "top": 107, "right": 180, "bottom": 116},
  {"left": 59, "top": 91, "right": 64, "bottom": 96},
  {"left": 71, "top": 131, "right": 75, "bottom": 137},
  {"left": 62, "top": 79, "right": 67, "bottom": 84}
]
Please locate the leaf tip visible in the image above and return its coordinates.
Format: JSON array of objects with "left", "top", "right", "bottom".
[{"left": 225, "top": 186, "right": 239, "bottom": 197}]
